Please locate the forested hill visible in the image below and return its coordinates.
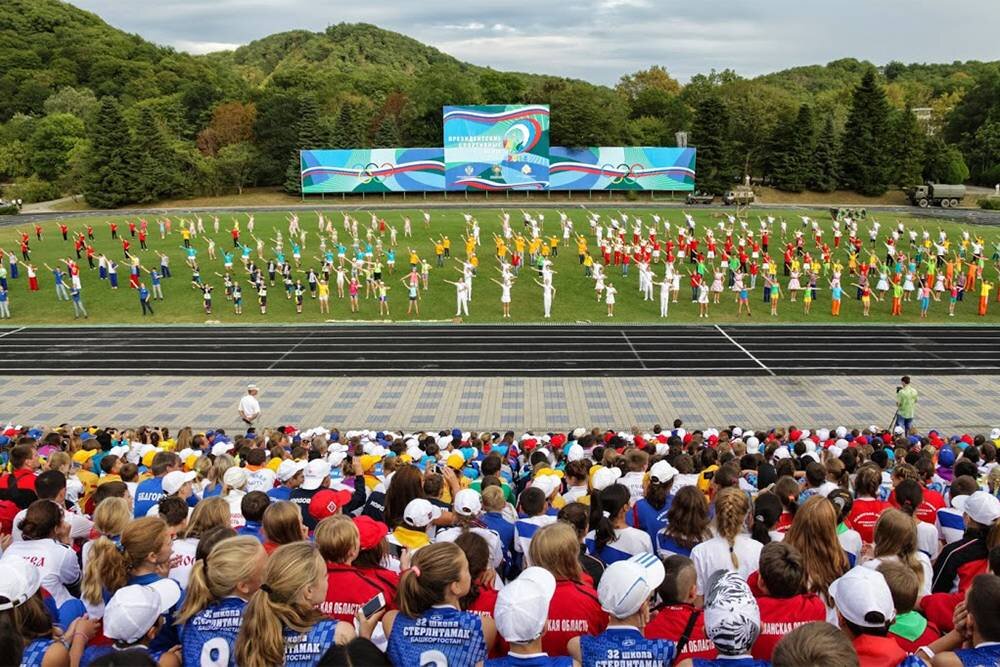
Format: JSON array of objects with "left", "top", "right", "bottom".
[{"left": 1, "top": 0, "right": 999, "bottom": 208}]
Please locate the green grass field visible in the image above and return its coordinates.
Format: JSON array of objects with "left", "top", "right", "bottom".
[{"left": 1, "top": 207, "right": 999, "bottom": 325}]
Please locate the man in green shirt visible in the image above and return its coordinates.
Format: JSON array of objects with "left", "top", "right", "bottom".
[{"left": 896, "top": 375, "right": 918, "bottom": 433}]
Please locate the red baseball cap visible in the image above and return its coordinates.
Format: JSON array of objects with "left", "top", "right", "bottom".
[
  {"left": 308, "top": 489, "right": 352, "bottom": 522},
  {"left": 353, "top": 516, "right": 389, "bottom": 550}
]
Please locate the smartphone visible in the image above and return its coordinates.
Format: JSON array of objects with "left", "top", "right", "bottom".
[
  {"left": 387, "top": 542, "right": 404, "bottom": 558},
  {"left": 360, "top": 592, "right": 386, "bottom": 619}
]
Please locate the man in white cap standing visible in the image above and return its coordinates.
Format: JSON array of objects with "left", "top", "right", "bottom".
[
  {"left": 568, "top": 553, "right": 677, "bottom": 665},
  {"left": 238, "top": 384, "right": 261, "bottom": 427}
]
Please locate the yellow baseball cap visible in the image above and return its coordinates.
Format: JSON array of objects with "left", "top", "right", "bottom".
[{"left": 72, "top": 449, "right": 98, "bottom": 465}]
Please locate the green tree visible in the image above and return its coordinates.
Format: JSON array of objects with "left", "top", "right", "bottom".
[
  {"left": 83, "top": 97, "right": 134, "bottom": 208},
  {"left": 923, "top": 136, "right": 970, "bottom": 184},
  {"left": 839, "top": 69, "right": 892, "bottom": 195},
  {"left": 0, "top": 139, "right": 30, "bottom": 180},
  {"left": 28, "top": 112, "right": 85, "bottom": 181},
  {"left": 809, "top": 116, "right": 839, "bottom": 192},
  {"left": 42, "top": 86, "right": 98, "bottom": 120},
  {"left": 131, "top": 106, "right": 178, "bottom": 203},
  {"left": 253, "top": 90, "right": 301, "bottom": 185},
  {"left": 479, "top": 70, "right": 525, "bottom": 104},
  {"left": 216, "top": 142, "right": 259, "bottom": 195},
  {"left": 691, "top": 95, "right": 731, "bottom": 195},
  {"left": 373, "top": 114, "right": 401, "bottom": 148},
  {"left": 329, "top": 101, "right": 360, "bottom": 149},
  {"left": 284, "top": 96, "right": 323, "bottom": 195},
  {"left": 887, "top": 107, "right": 925, "bottom": 187},
  {"left": 768, "top": 105, "right": 813, "bottom": 192},
  {"left": 967, "top": 120, "right": 1000, "bottom": 183},
  {"left": 549, "top": 82, "right": 627, "bottom": 147}
]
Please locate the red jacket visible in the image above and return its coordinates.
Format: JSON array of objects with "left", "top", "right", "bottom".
[
  {"left": 752, "top": 593, "right": 827, "bottom": 660},
  {"left": 542, "top": 579, "right": 607, "bottom": 656},
  {"left": 645, "top": 603, "right": 714, "bottom": 663}
]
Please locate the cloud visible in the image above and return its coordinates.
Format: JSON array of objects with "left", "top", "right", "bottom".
[
  {"left": 69, "top": 0, "right": 1000, "bottom": 86},
  {"left": 170, "top": 39, "right": 242, "bottom": 55}
]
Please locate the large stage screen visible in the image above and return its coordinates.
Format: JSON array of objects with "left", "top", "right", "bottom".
[
  {"left": 300, "top": 148, "right": 445, "bottom": 193},
  {"left": 443, "top": 105, "right": 550, "bottom": 191},
  {"left": 549, "top": 146, "right": 696, "bottom": 191}
]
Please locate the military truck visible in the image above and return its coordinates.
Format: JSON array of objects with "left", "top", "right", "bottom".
[
  {"left": 722, "top": 186, "right": 755, "bottom": 206},
  {"left": 906, "top": 183, "right": 966, "bottom": 208},
  {"left": 685, "top": 191, "right": 716, "bottom": 205}
]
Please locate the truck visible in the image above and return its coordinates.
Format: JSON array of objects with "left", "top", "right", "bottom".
[
  {"left": 685, "top": 191, "right": 716, "bottom": 205},
  {"left": 906, "top": 183, "right": 966, "bottom": 208},
  {"left": 722, "top": 186, "right": 755, "bottom": 206}
]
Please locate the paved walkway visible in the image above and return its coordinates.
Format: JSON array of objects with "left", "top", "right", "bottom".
[{"left": 1, "top": 374, "right": 996, "bottom": 433}]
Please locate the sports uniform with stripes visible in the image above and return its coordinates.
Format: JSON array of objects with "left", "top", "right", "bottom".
[
  {"left": 580, "top": 627, "right": 675, "bottom": 667},
  {"left": 387, "top": 605, "right": 487, "bottom": 667}
]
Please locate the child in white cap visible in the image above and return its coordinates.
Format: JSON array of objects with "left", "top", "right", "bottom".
[
  {"left": 568, "top": 553, "right": 677, "bottom": 666},
  {"left": 87, "top": 579, "right": 182, "bottom": 664},
  {"left": 487, "top": 566, "right": 571, "bottom": 666},
  {"left": 829, "top": 567, "right": 910, "bottom": 667}
]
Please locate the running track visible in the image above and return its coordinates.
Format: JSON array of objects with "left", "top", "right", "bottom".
[{"left": 0, "top": 325, "right": 998, "bottom": 376}]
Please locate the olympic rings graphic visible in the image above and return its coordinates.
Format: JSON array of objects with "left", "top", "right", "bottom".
[{"left": 600, "top": 163, "right": 645, "bottom": 185}]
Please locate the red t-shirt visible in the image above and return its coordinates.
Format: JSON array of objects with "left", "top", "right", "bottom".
[
  {"left": 467, "top": 587, "right": 506, "bottom": 658},
  {"left": 919, "top": 591, "right": 962, "bottom": 632},
  {"left": 847, "top": 497, "right": 889, "bottom": 544},
  {"left": 887, "top": 487, "right": 945, "bottom": 524},
  {"left": 774, "top": 511, "right": 793, "bottom": 534},
  {"left": 644, "top": 603, "right": 714, "bottom": 663},
  {"left": 1, "top": 468, "right": 37, "bottom": 492},
  {"left": 320, "top": 563, "right": 387, "bottom": 623},
  {"left": 752, "top": 594, "right": 827, "bottom": 660},
  {"left": 542, "top": 579, "right": 608, "bottom": 656},
  {"left": 852, "top": 634, "right": 908, "bottom": 667}
]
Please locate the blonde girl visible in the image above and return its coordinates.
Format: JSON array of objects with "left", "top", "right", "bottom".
[
  {"left": 177, "top": 536, "right": 268, "bottom": 667},
  {"left": 784, "top": 496, "right": 850, "bottom": 619},
  {"left": 170, "top": 497, "right": 231, "bottom": 587},
  {"left": 82, "top": 496, "right": 131, "bottom": 569},
  {"left": 865, "top": 508, "right": 932, "bottom": 597},
  {"left": 82, "top": 517, "right": 172, "bottom": 618},
  {"left": 690, "top": 487, "right": 760, "bottom": 600},
  {"left": 235, "top": 542, "right": 354, "bottom": 667}
]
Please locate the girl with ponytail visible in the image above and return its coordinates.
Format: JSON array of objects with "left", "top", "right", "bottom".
[
  {"left": 82, "top": 496, "right": 130, "bottom": 570},
  {"left": 82, "top": 516, "right": 173, "bottom": 616},
  {"left": 235, "top": 542, "right": 355, "bottom": 667},
  {"left": 384, "top": 541, "right": 496, "bottom": 667},
  {"left": 750, "top": 492, "right": 783, "bottom": 545},
  {"left": 585, "top": 483, "right": 653, "bottom": 566},
  {"left": 177, "top": 536, "right": 267, "bottom": 667},
  {"left": 828, "top": 488, "right": 863, "bottom": 566},
  {"left": 893, "top": 478, "right": 940, "bottom": 560},
  {"left": 690, "top": 487, "right": 760, "bottom": 599}
]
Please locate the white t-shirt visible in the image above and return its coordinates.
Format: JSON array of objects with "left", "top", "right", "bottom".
[
  {"left": 620, "top": 472, "right": 646, "bottom": 506},
  {"left": 435, "top": 526, "right": 504, "bottom": 570},
  {"left": 1, "top": 538, "right": 80, "bottom": 606},
  {"left": 838, "top": 527, "right": 863, "bottom": 564},
  {"left": 863, "top": 553, "right": 933, "bottom": 597},
  {"left": 225, "top": 490, "right": 247, "bottom": 528},
  {"left": 585, "top": 526, "right": 653, "bottom": 562},
  {"left": 11, "top": 507, "right": 92, "bottom": 543},
  {"left": 246, "top": 468, "right": 277, "bottom": 494},
  {"left": 239, "top": 394, "right": 261, "bottom": 420},
  {"left": 673, "top": 473, "right": 699, "bottom": 492},
  {"left": 561, "top": 486, "right": 589, "bottom": 506},
  {"left": 514, "top": 515, "right": 557, "bottom": 557},
  {"left": 691, "top": 534, "right": 762, "bottom": 595},
  {"left": 169, "top": 537, "right": 199, "bottom": 589},
  {"left": 917, "top": 520, "right": 941, "bottom": 560}
]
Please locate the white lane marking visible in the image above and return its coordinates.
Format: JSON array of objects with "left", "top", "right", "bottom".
[
  {"left": 715, "top": 325, "right": 775, "bottom": 376},
  {"left": 0, "top": 327, "right": 24, "bottom": 339},
  {"left": 267, "top": 332, "right": 313, "bottom": 370},
  {"left": 621, "top": 331, "right": 648, "bottom": 370}
]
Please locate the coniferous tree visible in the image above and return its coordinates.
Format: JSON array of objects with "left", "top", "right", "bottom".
[
  {"left": 839, "top": 69, "right": 892, "bottom": 195},
  {"left": 810, "top": 116, "right": 839, "bottom": 192},
  {"left": 284, "top": 96, "right": 323, "bottom": 195},
  {"left": 84, "top": 97, "right": 135, "bottom": 208},
  {"left": 373, "top": 114, "right": 401, "bottom": 148},
  {"left": 769, "top": 105, "right": 814, "bottom": 192},
  {"left": 131, "top": 106, "right": 177, "bottom": 203},
  {"left": 691, "top": 95, "right": 730, "bottom": 195},
  {"left": 887, "top": 107, "right": 925, "bottom": 187},
  {"left": 329, "top": 102, "right": 358, "bottom": 149}
]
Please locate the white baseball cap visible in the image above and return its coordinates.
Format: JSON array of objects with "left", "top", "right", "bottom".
[
  {"left": 403, "top": 498, "right": 442, "bottom": 528},
  {"left": 277, "top": 459, "right": 307, "bottom": 482},
  {"left": 649, "top": 460, "right": 678, "bottom": 484},
  {"left": 494, "top": 567, "right": 557, "bottom": 643},
  {"left": 598, "top": 553, "right": 665, "bottom": 618},
  {"left": 247, "top": 384, "right": 258, "bottom": 391},
  {"left": 0, "top": 559, "right": 41, "bottom": 610},
  {"left": 952, "top": 491, "right": 1000, "bottom": 526},
  {"left": 161, "top": 470, "right": 197, "bottom": 495},
  {"left": 745, "top": 436, "right": 760, "bottom": 454},
  {"left": 211, "top": 442, "right": 232, "bottom": 457},
  {"left": 104, "top": 580, "right": 182, "bottom": 644},
  {"left": 829, "top": 567, "right": 895, "bottom": 628},
  {"left": 591, "top": 467, "right": 622, "bottom": 491},
  {"left": 453, "top": 489, "right": 482, "bottom": 517},
  {"left": 301, "top": 460, "right": 331, "bottom": 491},
  {"left": 566, "top": 444, "right": 585, "bottom": 462},
  {"left": 531, "top": 475, "right": 562, "bottom": 499},
  {"left": 222, "top": 466, "right": 248, "bottom": 490}
]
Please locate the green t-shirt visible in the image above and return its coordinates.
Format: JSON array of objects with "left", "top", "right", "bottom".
[
  {"left": 470, "top": 478, "right": 514, "bottom": 503},
  {"left": 897, "top": 385, "right": 918, "bottom": 419}
]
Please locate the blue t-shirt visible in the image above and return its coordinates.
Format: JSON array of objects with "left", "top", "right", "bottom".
[
  {"left": 580, "top": 627, "right": 675, "bottom": 667},
  {"left": 283, "top": 619, "right": 339, "bottom": 667},
  {"left": 626, "top": 497, "right": 672, "bottom": 546},
  {"left": 954, "top": 644, "right": 1000, "bottom": 667},
  {"left": 21, "top": 637, "right": 55, "bottom": 667},
  {"left": 237, "top": 521, "right": 264, "bottom": 543},
  {"left": 487, "top": 654, "right": 574, "bottom": 667},
  {"left": 267, "top": 486, "right": 292, "bottom": 502},
  {"left": 656, "top": 532, "right": 693, "bottom": 558},
  {"left": 388, "top": 605, "right": 487, "bottom": 667},
  {"left": 133, "top": 476, "right": 165, "bottom": 517},
  {"left": 180, "top": 596, "right": 246, "bottom": 667},
  {"left": 691, "top": 658, "right": 770, "bottom": 667}
]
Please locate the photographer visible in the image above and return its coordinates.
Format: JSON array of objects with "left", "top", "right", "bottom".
[{"left": 895, "top": 375, "right": 918, "bottom": 434}]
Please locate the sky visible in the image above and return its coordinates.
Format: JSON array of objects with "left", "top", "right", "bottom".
[{"left": 71, "top": 0, "right": 1000, "bottom": 85}]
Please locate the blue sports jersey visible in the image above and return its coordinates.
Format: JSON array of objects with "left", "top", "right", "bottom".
[
  {"left": 20, "top": 638, "right": 54, "bottom": 667},
  {"left": 283, "top": 619, "right": 339, "bottom": 667},
  {"left": 580, "top": 627, "right": 675, "bottom": 667},
  {"left": 267, "top": 486, "right": 293, "bottom": 501},
  {"left": 691, "top": 658, "right": 770, "bottom": 667},
  {"left": 133, "top": 476, "right": 165, "bottom": 517},
  {"left": 487, "top": 653, "right": 574, "bottom": 667},
  {"left": 626, "top": 497, "right": 672, "bottom": 546},
  {"left": 387, "top": 605, "right": 487, "bottom": 667},
  {"left": 180, "top": 596, "right": 246, "bottom": 667},
  {"left": 954, "top": 644, "right": 1000, "bottom": 667},
  {"left": 656, "top": 533, "right": 693, "bottom": 558}
]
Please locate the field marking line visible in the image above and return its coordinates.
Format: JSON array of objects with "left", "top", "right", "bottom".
[
  {"left": 0, "top": 327, "right": 24, "bottom": 340},
  {"left": 266, "top": 331, "right": 314, "bottom": 370},
  {"left": 715, "top": 325, "right": 775, "bottom": 377},
  {"left": 621, "top": 331, "right": 648, "bottom": 370}
]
